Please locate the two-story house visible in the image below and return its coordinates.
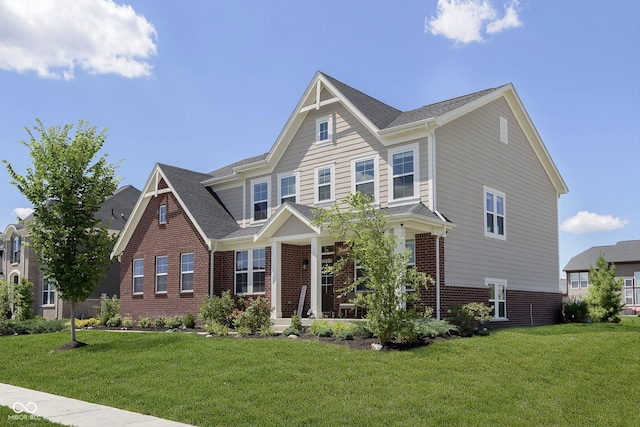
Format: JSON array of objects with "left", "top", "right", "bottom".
[
  {"left": 1, "top": 185, "right": 140, "bottom": 320},
  {"left": 111, "top": 71, "right": 568, "bottom": 326}
]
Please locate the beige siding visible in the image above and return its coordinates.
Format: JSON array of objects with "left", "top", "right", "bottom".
[
  {"left": 216, "top": 186, "right": 244, "bottom": 224},
  {"left": 436, "top": 97, "right": 560, "bottom": 293}
]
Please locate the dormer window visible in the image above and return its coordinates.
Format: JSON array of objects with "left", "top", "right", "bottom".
[{"left": 315, "top": 114, "right": 333, "bottom": 145}]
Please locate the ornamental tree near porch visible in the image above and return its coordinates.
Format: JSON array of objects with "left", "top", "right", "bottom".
[
  {"left": 312, "top": 192, "right": 432, "bottom": 345},
  {"left": 4, "top": 119, "right": 119, "bottom": 346}
]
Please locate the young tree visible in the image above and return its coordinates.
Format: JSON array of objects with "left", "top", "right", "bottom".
[
  {"left": 585, "top": 253, "right": 624, "bottom": 323},
  {"left": 4, "top": 119, "right": 119, "bottom": 345},
  {"left": 13, "top": 278, "right": 34, "bottom": 321},
  {"left": 312, "top": 192, "right": 432, "bottom": 345}
]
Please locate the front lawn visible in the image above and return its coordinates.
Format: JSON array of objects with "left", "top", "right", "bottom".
[{"left": 1, "top": 318, "right": 639, "bottom": 426}]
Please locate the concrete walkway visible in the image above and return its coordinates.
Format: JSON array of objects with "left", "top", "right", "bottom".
[{"left": 0, "top": 383, "right": 194, "bottom": 427}]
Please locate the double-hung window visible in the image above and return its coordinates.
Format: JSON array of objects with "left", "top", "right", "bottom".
[
  {"left": 315, "top": 164, "right": 334, "bottom": 204},
  {"left": 235, "top": 249, "right": 266, "bottom": 294},
  {"left": 11, "top": 236, "right": 20, "bottom": 263},
  {"left": 579, "top": 272, "right": 589, "bottom": 288},
  {"left": 315, "top": 114, "right": 333, "bottom": 145},
  {"left": 42, "top": 279, "right": 55, "bottom": 306},
  {"left": 133, "top": 259, "right": 144, "bottom": 294},
  {"left": 181, "top": 253, "right": 194, "bottom": 292},
  {"left": 355, "top": 260, "right": 371, "bottom": 292},
  {"left": 159, "top": 204, "right": 167, "bottom": 224},
  {"left": 389, "top": 144, "right": 418, "bottom": 202},
  {"left": 353, "top": 157, "right": 377, "bottom": 200},
  {"left": 570, "top": 273, "right": 580, "bottom": 289},
  {"left": 484, "top": 187, "right": 506, "bottom": 239},
  {"left": 156, "top": 256, "right": 168, "bottom": 293},
  {"left": 487, "top": 279, "right": 507, "bottom": 319},
  {"left": 278, "top": 172, "right": 298, "bottom": 204},
  {"left": 252, "top": 180, "right": 269, "bottom": 222}
]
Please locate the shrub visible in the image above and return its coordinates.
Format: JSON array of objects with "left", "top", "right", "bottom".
[
  {"left": 310, "top": 319, "right": 332, "bottom": 335},
  {"left": 100, "top": 295, "right": 120, "bottom": 326},
  {"left": 290, "top": 311, "right": 303, "bottom": 331},
  {"left": 106, "top": 314, "right": 122, "bottom": 328},
  {"left": 415, "top": 319, "right": 458, "bottom": 338},
  {"left": 207, "top": 322, "right": 230, "bottom": 336},
  {"left": 330, "top": 321, "right": 358, "bottom": 336},
  {"left": 585, "top": 254, "right": 624, "bottom": 323},
  {"left": 236, "top": 325, "right": 251, "bottom": 336},
  {"left": 0, "top": 280, "right": 12, "bottom": 321},
  {"left": 448, "top": 302, "right": 493, "bottom": 337},
  {"left": 121, "top": 316, "right": 134, "bottom": 329},
  {"left": 1, "top": 317, "right": 66, "bottom": 335},
  {"left": 562, "top": 299, "right": 589, "bottom": 323},
  {"left": 183, "top": 312, "right": 196, "bottom": 329},
  {"left": 165, "top": 315, "right": 183, "bottom": 329},
  {"left": 199, "top": 291, "right": 240, "bottom": 328},
  {"left": 234, "top": 297, "right": 272, "bottom": 333},
  {"left": 137, "top": 317, "right": 152, "bottom": 328},
  {"left": 353, "top": 322, "right": 373, "bottom": 338},
  {"left": 335, "top": 330, "right": 354, "bottom": 341},
  {"left": 13, "top": 278, "right": 34, "bottom": 321},
  {"left": 282, "top": 327, "right": 300, "bottom": 336},
  {"left": 73, "top": 318, "right": 100, "bottom": 328},
  {"left": 315, "top": 327, "right": 333, "bottom": 337},
  {"left": 155, "top": 316, "right": 168, "bottom": 328},
  {"left": 259, "top": 326, "right": 275, "bottom": 337}
]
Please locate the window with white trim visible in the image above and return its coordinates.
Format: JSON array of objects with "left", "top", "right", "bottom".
[
  {"left": 315, "top": 165, "right": 334, "bottom": 204},
  {"left": 487, "top": 279, "right": 507, "bottom": 319},
  {"left": 625, "top": 288, "right": 634, "bottom": 305},
  {"left": 388, "top": 145, "right": 418, "bottom": 202},
  {"left": 181, "top": 253, "right": 194, "bottom": 292},
  {"left": 11, "top": 236, "right": 20, "bottom": 263},
  {"left": 133, "top": 259, "right": 144, "bottom": 294},
  {"left": 278, "top": 172, "right": 298, "bottom": 204},
  {"left": 235, "top": 249, "right": 266, "bottom": 294},
  {"left": 315, "top": 114, "right": 333, "bottom": 144},
  {"left": 570, "top": 273, "right": 579, "bottom": 289},
  {"left": 500, "top": 116, "right": 508, "bottom": 144},
  {"left": 484, "top": 187, "right": 506, "bottom": 239},
  {"left": 353, "top": 157, "right": 376, "bottom": 200},
  {"left": 42, "top": 279, "right": 55, "bottom": 306},
  {"left": 159, "top": 204, "right": 167, "bottom": 224},
  {"left": 252, "top": 180, "right": 269, "bottom": 222},
  {"left": 156, "top": 256, "right": 168, "bottom": 293},
  {"left": 579, "top": 272, "right": 589, "bottom": 288}
]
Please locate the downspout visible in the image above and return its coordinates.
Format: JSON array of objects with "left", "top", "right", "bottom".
[{"left": 210, "top": 242, "right": 218, "bottom": 297}]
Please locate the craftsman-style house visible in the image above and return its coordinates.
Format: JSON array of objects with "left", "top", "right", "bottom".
[{"left": 111, "top": 72, "right": 568, "bottom": 326}]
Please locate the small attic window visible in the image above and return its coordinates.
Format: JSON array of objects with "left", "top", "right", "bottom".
[
  {"left": 159, "top": 204, "right": 167, "bottom": 224},
  {"left": 315, "top": 114, "right": 333, "bottom": 145},
  {"left": 500, "top": 116, "right": 508, "bottom": 144}
]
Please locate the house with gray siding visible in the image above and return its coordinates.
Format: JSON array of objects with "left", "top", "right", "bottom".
[
  {"left": 111, "top": 71, "right": 568, "bottom": 326},
  {"left": 564, "top": 240, "right": 640, "bottom": 314}
]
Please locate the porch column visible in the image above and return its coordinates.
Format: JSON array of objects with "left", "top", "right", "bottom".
[
  {"left": 310, "top": 237, "right": 322, "bottom": 318},
  {"left": 271, "top": 242, "right": 282, "bottom": 319}
]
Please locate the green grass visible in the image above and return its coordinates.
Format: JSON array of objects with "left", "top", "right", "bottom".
[{"left": 1, "top": 318, "right": 639, "bottom": 426}]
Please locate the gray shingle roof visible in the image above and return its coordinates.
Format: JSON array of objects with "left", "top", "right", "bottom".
[
  {"left": 383, "top": 203, "right": 450, "bottom": 222},
  {"left": 158, "top": 163, "right": 240, "bottom": 240},
  {"left": 95, "top": 185, "right": 141, "bottom": 231},
  {"left": 564, "top": 240, "right": 640, "bottom": 271},
  {"left": 207, "top": 153, "right": 268, "bottom": 178}
]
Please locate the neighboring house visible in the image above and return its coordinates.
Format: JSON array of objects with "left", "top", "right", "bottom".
[
  {"left": 0, "top": 185, "right": 140, "bottom": 320},
  {"left": 111, "top": 71, "right": 568, "bottom": 327},
  {"left": 564, "top": 240, "right": 640, "bottom": 314}
]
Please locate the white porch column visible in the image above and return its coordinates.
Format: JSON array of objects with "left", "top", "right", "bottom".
[
  {"left": 271, "top": 242, "right": 282, "bottom": 319},
  {"left": 310, "top": 237, "right": 322, "bottom": 318}
]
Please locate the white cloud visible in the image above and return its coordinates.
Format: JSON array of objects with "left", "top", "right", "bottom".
[
  {"left": 424, "top": 0, "right": 522, "bottom": 45},
  {"left": 560, "top": 211, "right": 630, "bottom": 234},
  {"left": 13, "top": 207, "right": 34, "bottom": 220},
  {"left": 0, "top": 0, "right": 157, "bottom": 80}
]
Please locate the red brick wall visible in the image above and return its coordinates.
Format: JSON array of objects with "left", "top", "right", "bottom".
[
  {"left": 280, "top": 244, "right": 311, "bottom": 317},
  {"left": 120, "top": 187, "right": 211, "bottom": 321}
]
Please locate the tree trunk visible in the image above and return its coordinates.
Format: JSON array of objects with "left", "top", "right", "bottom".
[{"left": 70, "top": 299, "right": 76, "bottom": 342}]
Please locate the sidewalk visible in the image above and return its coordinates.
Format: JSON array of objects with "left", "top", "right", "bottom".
[{"left": 0, "top": 383, "right": 194, "bottom": 427}]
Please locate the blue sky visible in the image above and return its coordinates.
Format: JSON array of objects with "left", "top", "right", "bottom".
[{"left": 0, "top": 0, "right": 638, "bottom": 277}]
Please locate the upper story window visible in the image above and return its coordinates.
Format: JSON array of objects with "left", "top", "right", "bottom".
[
  {"left": 235, "top": 249, "right": 266, "bottom": 294},
  {"left": 315, "top": 164, "right": 335, "bottom": 204},
  {"left": 11, "top": 236, "right": 20, "bottom": 264},
  {"left": 251, "top": 179, "right": 270, "bottom": 222},
  {"left": 389, "top": 144, "right": 419, "bottom": 203},
  {"left": 484, "top": 187, "right": 506, "bottom": 240},
  {"left": 159, "top": 204, "right": 167, "bottom": 224},
  {"left": 315, "top": 114, "right": 333, "bottom": 145},
  {"left": 278, "top": 172, "right": 298, "bottom": 205},
  {"left": 133, "top": 258, "right": 144, "bottom": 294},
  {"left": 181, "top": 253, "right": 194, "bottom": 292},
  {"left": 353, "top": 156, "right": 377, "bottom": 201},
  {"left": 156, "top": 256, "right": 168, "bottom": 293},
  {"left": 488, "top": 279, "right": 507, "bottom": 319}
]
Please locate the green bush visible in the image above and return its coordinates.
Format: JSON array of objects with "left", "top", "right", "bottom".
[
  {"left": 155, "top": 316, "right": 168, "bottom": 328},
  {"left": 415, "top": 319, "right": 458, "bottom": 338},
  {"left": 198, "top": 291, "right": 241, "bottom": 328},
  {"left": 335, "top": 330, "right": 354, "bottom": 341},
  {"left": 183, "top": 312, "right": 196, "bottom": 329},
  {"left": 207, "top": 322, "right": 230, "bottom": 336},
  {"left": 290, "top": 311, "right": 303, "bottom": 331},
  {"left": 448, "top": 302, "right": 493, "bottom": 337},
  {"left": 310, "top": 319, "right": 331, "bottom": 335},
  {"left": 0, "top": 280, "right": 11, "bottom": 321},
  {"left": 330, "top": 321, "right": 358, "bottom": 335},
  {"left": 353, "top": 322, "right": 373, "bottom": 338},
  {"left": 282, "top": 327, "right": 300, "bottom": 336},
  {"left": 100, "top": 295, "right": 120, "bottom": 326},
  {"left": 165, "top": 315, "right": 183, "bottom": 329},
  {"left": 121, "top": 316, "right": 134, "bottom": 329},
  {"left": 236, "top": 325, "right": 251, "bottom": 336},
  {"left": 13, "top": 278, "right": 34, "bottom": 321},
  {"left": 106, "top": 314, "right": 122, "bottom": 328},
  {"left": 562, "top": 299, "right": 589, "bottom": 323},
  {"left": 137, "top": 317, "right": 152, "bottom": 328},
  {"left": 233, "top": 297, "right": 272, "bottom": 333},
  {"left": 1, "top": 317, "right": 66, "bottom": 335}
]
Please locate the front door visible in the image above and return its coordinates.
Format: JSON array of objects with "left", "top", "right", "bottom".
[{"left": 321, "top": 248, "right": 334, "bottom": 313}]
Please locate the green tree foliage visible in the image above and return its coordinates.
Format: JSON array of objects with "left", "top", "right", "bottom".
[
  {"left": 585, "top": 253, "right": 624, "bottom": 323},
  {"left": 0, "top": 280, "right": 12, "bottom": 320},
  {"left": 312, "top": 192, "right": 432, "bottom": 345},
  {"left": 13, "top": 278, "right": 34, "bottom": 321},
  {"left": 4, "top": 119, "right": 119, "bottom": 343}
]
